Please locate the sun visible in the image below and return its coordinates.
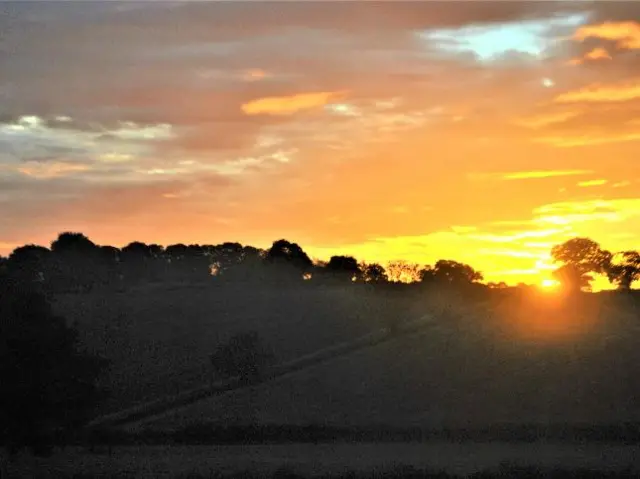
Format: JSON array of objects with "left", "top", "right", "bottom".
[{"left": 540, "top": 278, "right": 560, "bottom": 290}]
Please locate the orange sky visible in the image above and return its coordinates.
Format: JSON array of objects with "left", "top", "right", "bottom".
[{"left": 1, "top": 2, "right": 639, "bottom": 287}]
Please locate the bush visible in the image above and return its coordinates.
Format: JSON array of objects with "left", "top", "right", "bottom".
[{"left": 209, "top": 332, "right": 274, "bottom": 383}]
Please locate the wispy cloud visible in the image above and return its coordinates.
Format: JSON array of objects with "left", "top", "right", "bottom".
[
  {"left": 534, "top": 198, "right": 640, "bottom": 224},
  {"left": 467, "top": 170, "right": 592, "bottom": 182},
  {"left": 501, "top": 170, "right": 592, "bottom": 180},
  {"left": 568, "top": 47, "right": 612, "bottom": 65},
  {"left": 535, "top": 132, "right": 640, "bottom": 147},
  {"left": 242, "top": 91, "right": 346, "bottom": 116},
  {"left": 577, "top": 179, "right": 607, "bottom": 187},
  {"left": 573, "top": 21, "right": 640, "bottom": 50},
  {"left": 17, "top": 161, "right": 90, "bottom": 179},
  {"left": 514, "top": 110, "right": 581, "bottom": 129},
  {"left": 612, "top": 181, "right": 631, "bottom": 188},
  {"left": 451, "top": 225, "right": 477, "bottom": 233},
  {"left": 242, "top": 69, "right": 269, "bottom": 82},
  {"left": 554, "top": 82, "right": 640, "bottom": 103}
]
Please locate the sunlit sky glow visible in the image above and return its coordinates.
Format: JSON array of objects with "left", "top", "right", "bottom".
[{"left": 1, "top": 1, "right": 639, "bottom": 288}]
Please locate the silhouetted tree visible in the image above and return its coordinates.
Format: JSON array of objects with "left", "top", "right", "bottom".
[
  {"left": 215, "top": 245, "right": 267, "bottom": 282},
  {"left": 0, "top": 274, "right": 108, "bottom": 465},
  {"left": 6, "top": 244, "right": 51, "bottom": 285},
  {"left": 607, "top": 251, "right": 640, "bottom": 290},
  {"left": 49, "top": 232, "right": 100, "bottom": 292},
  {"left": 120, "top": 241, "right": 166, "bottom": 283},
  {"left": 209, "top": 332, "right": 274, "bottom": 383},
  {"left": 165, "top": 243, "right": 191, "bottom": 282},
  {"left": 386, "top": 261, "right": 423, "bottom": 283},
  {"left": 361, "top": 263, "right": 388, "bottom": 284},
  {"left": 431, "top": 259, "right": 483, "bottom": 285},
  {"left": 419, "top": 265, "right": 435, "bottom": 284},
  {"left": 207, "top": 242, "right": 243, "bottom": 277},
  {"left": 50, "top": 232, "right": 97, "bottom": 255},
  {"left": 265, "top": 239, "right": 313, "bottom": 281},
  {"left": 552, "top": 264, "right": 593, "bottom": 292},
  {"left": 184, "top": 244, "right": 212, "bottom": 282},
  {"left": 551, "top": 238, "right": 612, "bottom": 290},
  {"left": 94, "top": 245, "right": 121, "bottom": 288},
  {"left": 325, "top": 255, "right": 361, "bottom": 282}
]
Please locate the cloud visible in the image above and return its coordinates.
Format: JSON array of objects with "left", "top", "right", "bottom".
[
  {"left": 577, "top": 179, "right": 607, "bottom": 187},
  {"left": 242, "top": 91, "right": 347, "bottom": 116},
  {"left": 554, "top": 81, "right": 640, "bottom": 103},
  {"left": 0, "top": 115, "right": 172, "bottom": 168},
  {"left": 535, "top": 132, "right": 640, "bottom": 147},
  {"left": 422, "top": 11, "right": 589, "bottom": 63},
  {"left": 502, "top": 170, "right": 593, "bottom": 180},
  {"left": 568, "top": 47, "right": 612, "bottom": 65},
  {"left": 471, "top": 170, "right": 592, "bottom": 181},
  {"left": 573, "top": 21, "right": 640, "bottom": 50},
  {"left": 533, "top": 198, "right": 640, "bottom": 227},
  {"left": 16, "top": 161, "right": 90, "bottom": 179},
  {"left": 243, "top": 69, "right": 269, "bottom": 82},
  {"left": 585, "top": 47, "right": 613, "bottom": 60},
  {"left": 514, "top": 111, "right": 581, "bottom": 129}
]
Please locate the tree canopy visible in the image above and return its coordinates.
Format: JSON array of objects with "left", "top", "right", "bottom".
[
  {"left": 0, "top": 274, "right": 109, "bottom": 456},
  {"left": 2, "top": 232, "right": 637, "bottom": 292}
]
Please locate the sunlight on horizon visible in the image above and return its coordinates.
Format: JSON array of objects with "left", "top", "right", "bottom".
[
  {"left": 540, "top": 278, "right": 561, "bottom": 290},
  {"left": 1, "top": 3, "right": 638, "bottom": 292}
]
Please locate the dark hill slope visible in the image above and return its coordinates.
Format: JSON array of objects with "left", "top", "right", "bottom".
[
  {"left": 53, "top": 283, "right": 431, "bottom": 414},
  {"left": 137, "top": 296, "right": 640, "bottom": 431}
]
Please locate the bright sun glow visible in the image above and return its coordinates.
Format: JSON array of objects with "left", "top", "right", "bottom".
[{"left": 540, "top": 278, "right": 560, "bottom": 290}]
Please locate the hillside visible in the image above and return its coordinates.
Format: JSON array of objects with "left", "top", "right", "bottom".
[
  {"left": 53, "top": 282, "right": 436, "bottom": 414},
  {"left": 134, "top": 292, "right": 640, "bottom": 432}
]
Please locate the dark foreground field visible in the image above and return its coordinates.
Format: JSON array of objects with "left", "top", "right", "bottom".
[
  {"left": 132, "top": 293, "right": 640, "bottom": 431},
  {"left": 53, "top": 283, "right": 429, "bottom": 414},
  {"left": 9, "top": 442, "right": 640, "bottom": 478},
  {"left": 38, "top": 288, "right": 640, "bottom": 479}
]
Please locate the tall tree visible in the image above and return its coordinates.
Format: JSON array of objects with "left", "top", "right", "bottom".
[
  {"left": 6, "top": 245, "right": 51, "bottom": 285},
  {"left": 49, "top": 232, "right": 100, "bottom": 292},
  {"left": 432, "top": 259, "right": 483, "bottom": 285},
  {"left": 164, "top": 243, "right": 210, "bottom": 282},
  {"left": 361, "top": 262, "right": 388, "bottom": 284},
  {"left": 552, "top": 264, "right": 594, "bottom": 292},
  {"left": 120, "top": 241, "right": 158, "bottom": 283},
  {"left": 94, "top": 245, "right": 121, "bottom": 288},
  {"left": 607, "top": 251, "right": 640, "bottom": 290},
  {"left": 185, "top": 244, "right": 212, "bottom": 281},
  {"left": 386, "top": 261, "right": 423, "bottom": 283},
  {"left": 551, "top": 237, "right": 612, "bottom": 291},
  {"left": 50, "top": 232, "right": 97, "bottom": 255},
  {"left": 0, "top": 274, "right": 108, "bottom": 464},
  {"left": 220, "top": 245, "right": 267, "bottom": 282},
  {"left": 265, "top": 239, "right": 313, "bottom": 280},
  {"left": 325, "top": 255, "right": 361, "bottom": 282}
]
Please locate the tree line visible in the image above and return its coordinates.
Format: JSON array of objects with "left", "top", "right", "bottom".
[
  {"left": 0, "top": 233, "right": 486, "bottom": 293},
  {"left": 1, "top": 232, "right": 638, "bottom": 464},
  {"left": 0, "top": 232, "right": 638, "bottom": 293},
  {"left": 551, "top": 237, "right": 640, "bottom": 291}
]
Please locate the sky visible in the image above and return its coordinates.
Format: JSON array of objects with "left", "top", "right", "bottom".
[{"left": 1, "top": 1, "right": 639, "bottom": 287}]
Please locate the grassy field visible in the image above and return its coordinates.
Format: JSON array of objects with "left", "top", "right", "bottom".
[
  {"left": 53, "top": 283, "right": 437, "bottom": 414},
  {"left": 32, "top": 289, "right": 640, "bottom": 478},
  {"left": 9, "top": 443, "right": 640, "bottom": 478},
  {"left": 138, "top": 292, "right": 640, "bottom": 430}
]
